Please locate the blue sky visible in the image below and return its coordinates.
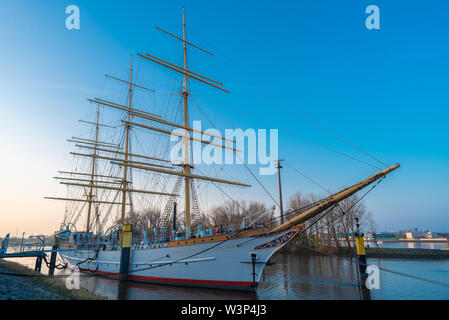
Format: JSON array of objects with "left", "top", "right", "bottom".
[{"left": 0, "top": 0, "right": 448, "bottom": 234}]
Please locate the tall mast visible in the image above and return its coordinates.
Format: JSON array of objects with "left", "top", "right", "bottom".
[
  {"left": 121, "top": 55, "right": 133, "bottom": 223},
  {"left": 86, "top": 104, "right": 100, "bottom": 233},
  {"left": 181, "top": 8, "right": 192, "bottom": 234},
  {"left": 276, "top": 160, "right": 284, "bottom": 225},
  {"left": 133, "top": 12, "right": 239, "bottom": 234}
]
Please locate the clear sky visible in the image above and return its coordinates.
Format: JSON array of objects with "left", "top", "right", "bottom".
[{"left": 0, "top": 0, "right": 448, "bottom": 236}]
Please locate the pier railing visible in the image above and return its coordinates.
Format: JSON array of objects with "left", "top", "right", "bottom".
[{"left": 0, "top": 235, "right": 47, "bottom": 258}]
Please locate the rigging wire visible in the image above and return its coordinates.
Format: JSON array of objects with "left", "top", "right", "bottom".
[
  {"left": 201, "top": 41, "right": 389, "bottom": 169},
  {"left": 197, "top": 94, "right": 382, "bottom": 170},
  {"left": 195, "top": 167, "right": 248, "bottom": 213},
  {"left": 127, "top": 179, "right": 449, "bottom": 291},
  {"left": 191, "top": 95, "right": 280, "bottom": 207},
  {"left": 284, "top": 161, "right": 331, "bottom": 194},
  {"left": 283, "top": 160, "right": 385, "bottom": 237}
]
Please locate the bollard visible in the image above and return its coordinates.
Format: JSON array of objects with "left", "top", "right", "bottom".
[
  {"left": 355, "top": 219, "right": 371, "bottom": 300},
  {"left": 119, "top": 224, "right": 132, "bottom": 282},
  {"left": 48, "top": 234, "right": 58, "bottom": 276}
]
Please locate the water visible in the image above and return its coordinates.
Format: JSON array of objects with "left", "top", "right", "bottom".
[
  {"left": 259, "top": 253, "right": 449, "bottom": 299},
  {"left": 369, "top": 258, "right": 449, "bottom": 299},
  {"left": 6, "top": 251, "right": 449, "bottom": 299}
]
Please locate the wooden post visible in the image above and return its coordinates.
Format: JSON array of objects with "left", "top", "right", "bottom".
[
  {"left": 48, "top": 234, "right": 58, "bottom": 276},
  {"left": 34, "top": 256, "right": 42, "bottom": 272}
]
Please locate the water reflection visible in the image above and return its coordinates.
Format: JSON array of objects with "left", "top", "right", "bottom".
[
  {"left": 258, "top": 253, "right": 360, "bottom": 299},
  {"left": 6, "top": 251, "right": 449, "bottom": 300},
  {"left": 59, "top": 253, "right": 361, "bottom": 300},
  {"left": 76, "top": 274, "right": 257, "bottom": 300},
  {"left": 117, "top": 280, "right": 129, "bottom": 300}
]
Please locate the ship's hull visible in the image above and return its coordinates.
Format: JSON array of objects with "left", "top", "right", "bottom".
[{"left": 59, "top": 227, "right": 300, "bottom": 291}]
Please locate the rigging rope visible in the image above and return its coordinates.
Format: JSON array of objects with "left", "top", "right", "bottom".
[
  {"left": 203, "top": 42, "right": 389, "bottom": 169},
  {"left": 191, "top": 96, "right": 280, "bottom": 207},
  {"left": 198, "top": 94, "right": 383, "bottom": 170}
]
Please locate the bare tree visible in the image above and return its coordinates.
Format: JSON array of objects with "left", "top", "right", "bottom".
[
  {"left": 287, "top": 192, "right": 319, "bottom": 247},
  {"left": 365, "top": 211, "right": 379, "bottom": 248},
  {"left": 325, "top": 207, "right": 340, "bottom": 248},
  {"left": 207, "top": 200, "right": 271, "bottom": 230},
  {"left": 335, "top": 194, "right": 367, "bottom": 247},
  {"left": 286, "top": 191, "right": 370, "bottom": 248},
  {"left": 119, "top": 208, "right": 162, "bottom": 235}
]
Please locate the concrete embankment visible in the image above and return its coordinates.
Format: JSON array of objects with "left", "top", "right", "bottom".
[
  {"left": 365, "top": 248, "right": 449, "bottom": 259},
  {"left": 0, "top": 259, "right": 104, "bottom": 300},
  {"left": 283, "top": 246, "right": 449, "bottom": 259}
]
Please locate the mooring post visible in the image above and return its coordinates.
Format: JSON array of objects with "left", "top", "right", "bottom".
[
  {"left": 34, "top": 256, "right": 42, "bottom": 272},
  {"left": 355, "top": 218, "right": 371, "bottom": 300},
  {"left": 48, "top": 233, "right": 58, "bottom": 276},
  {"left": 119, "top": 224, "right": 132, "bottom": 282}
]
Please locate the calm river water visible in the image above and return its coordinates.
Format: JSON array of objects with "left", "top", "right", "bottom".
[{"left": 7, "top": 249, "right": 449, "bottom": 300}]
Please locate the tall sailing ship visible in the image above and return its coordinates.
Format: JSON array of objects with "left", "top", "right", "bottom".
[{"left": 46, "top": 10, "right": 399, "bottom": 291}]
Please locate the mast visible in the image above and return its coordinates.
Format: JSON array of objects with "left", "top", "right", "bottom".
[
  {"left": 133, "top": 11, "right": 245, "bottom": 233},
  {"left": 121, "top": 55, "right": 133, "bottom": 223},
  {"left": 86, "top": 103, "right": 100, "bottom": 233},
  {"left": 181, "top": 8, "right": 192, "bottom": 234},
  {"left": 47, "top": 53, "right": 185, "bottom": 226},
  {"left": 276, "top": 160, "right": 284, "bottom": 225}
]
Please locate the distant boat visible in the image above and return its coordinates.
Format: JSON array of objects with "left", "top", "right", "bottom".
[{"left": 400, "top": 231, "right": 448, "bottom": 242}]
